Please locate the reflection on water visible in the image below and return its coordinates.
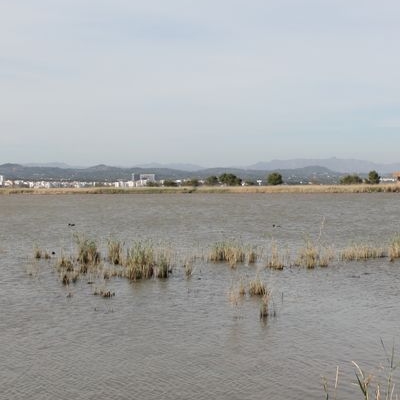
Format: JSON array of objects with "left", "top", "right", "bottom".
[{"left": 1, "top": 193, "right": 400, "bottom": 399}]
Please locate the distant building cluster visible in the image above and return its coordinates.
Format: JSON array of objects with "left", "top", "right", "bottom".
[
  {"left": 114, "top": 174, "right": 156, "bottom": 188},
  {"left": 0, "top": 173, "right": 162, "bottom": 189}
]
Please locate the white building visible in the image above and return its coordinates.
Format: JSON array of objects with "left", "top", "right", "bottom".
[
  {"left": 139, "top": 174, "right": 155, "bottom": 182},
  {"left": 0, "top": 175, "right": 3, "bottom": 186}
]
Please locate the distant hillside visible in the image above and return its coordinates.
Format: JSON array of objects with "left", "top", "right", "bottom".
[
  {"left": 0, "top": 164, "right": 186, "bottom": 182},
  {"left": 0, "top": 163, "right": 344, "bottom": 184},
  {"left": 248, "top": 157, "right": 400, "bottom": 174}
]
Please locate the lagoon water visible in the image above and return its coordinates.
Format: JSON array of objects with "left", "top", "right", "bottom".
[{"left": 1, "top": 193, "right": 400, "bottom": 399}]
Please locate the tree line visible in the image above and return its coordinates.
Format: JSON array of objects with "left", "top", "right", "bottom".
[
  {"left": 340, "top": 170, "right": 380, "bottom": 185},
  {"left": 162, "top": 170, "right": 382, "bottom": 187},
  {"left": 162, "top": 172, "right": 284, "bottom": 187}
]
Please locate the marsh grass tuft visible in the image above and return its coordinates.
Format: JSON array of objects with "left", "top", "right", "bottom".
[
  {"left": 248, "top": 276, "right": 267, "bottom": 296},
  {"left": 93, "top": 286, "right": 115, "bottom": 297},
  {"left": 295, "top": 240, "right": 320, "bottom": 268},
  {"left": 319, "top": 245, "right": 335, "bottom": 267},
  {"left": 340, "top": 243, "right": 385, "bottom": 262},
  {"left": 33, "top": 245, "right": 50, "bottom": 260},
  {"left": 107, "top": 239, "right": 123, "bottom": 265},
  {"left": 259, "top": 293, "right": 271, "bottom": 319},
  {"left": 34, "top": 247, "right": 42, "bottom": 259},
  {"left": 57, "top": 254, "right": 74, "bottom": 271},
  {"left": 74, "top": 233, "right": 101, "bottom": 267},
  {"left": 208, "top": 241, "right": 246, "bottom": 267},
  {"left": 61, "top": 270, "right": 79, "bottom": 285},
  {"left": 388, "top": 234, "right": 400, "bottom": 262},
  {"left": 155, "top": 248, "right": 172, "bottom": 279},
  {"left": 124, "top": 241, "right": 174, "bottom": 280},
  {"left": 245, "top": 246, "right": 258, "bottom": 265},
  {"left": 182, "top": 258, "right": 194, "bottom": 278},
  {"left": 125, "top": 241, "right": 155, "bottom": 280},
  {"left": 266, "top": 241, "right": 288, "bottom": 270}
]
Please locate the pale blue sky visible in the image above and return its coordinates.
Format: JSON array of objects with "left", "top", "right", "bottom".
[{"left": 1, "top": 0, "right": 400, "bottom": 166}]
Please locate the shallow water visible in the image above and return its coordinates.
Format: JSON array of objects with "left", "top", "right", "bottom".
[{"left": 1, "top": 193, "right": 400, "bottom": 399}]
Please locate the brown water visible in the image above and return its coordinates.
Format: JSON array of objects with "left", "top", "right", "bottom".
[{"left": 1, "top": 193, "right": 400, "bottom": 399}]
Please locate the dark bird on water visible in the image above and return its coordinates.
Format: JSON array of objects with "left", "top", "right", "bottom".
[{"left": 68, "top": 223, "right": 75, "bottom": 227}]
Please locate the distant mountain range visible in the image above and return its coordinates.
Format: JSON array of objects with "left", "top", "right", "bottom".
[
  {"left": 247, "top": 158, "right": 400, "bottom": 174},
  {"left": 17, "top": 157, "right": 400, "bottom": 174},
  {"left": 0, "top": 158, "right": 397, "bottom": 184}
]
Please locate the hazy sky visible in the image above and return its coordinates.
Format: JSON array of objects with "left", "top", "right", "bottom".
[{"left": 1, "top": 0, "right": 400, "bottom": 166}]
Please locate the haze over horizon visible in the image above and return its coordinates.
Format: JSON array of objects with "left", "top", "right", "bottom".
[{"left": 2, "top": 1, "right": 400, "bottom": 166}]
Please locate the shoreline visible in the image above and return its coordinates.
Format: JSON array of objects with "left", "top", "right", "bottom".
[{"left": 1, "top": 184, "right": 400, "bottom": 195}]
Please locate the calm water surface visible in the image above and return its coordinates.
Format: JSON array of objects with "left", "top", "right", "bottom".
[{"left": 1, "top": 193, "right": 400, "bottom": 399}]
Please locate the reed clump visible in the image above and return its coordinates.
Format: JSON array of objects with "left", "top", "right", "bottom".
[
  {"left": 248, "top": 276, "right": 267, "bottom": 296},
  {"left": 57, "top": 254, "right": 74, "bottom": 271},
  {"left": 74, "top": 234, "right": 101, "bottom": 268},
  {"left": 93, "top": 287, "right": 115, "bottom": 298},
  {"left": 266, "top": 241, "right": 288, "bottom": 270},
  {"left": 125, "top": 241, "right": 155, "bottom": 280},
  {"left": 228, "top": 278, "right": 247, "bottom": 306},
  {"left": 388, "top": 234, "right": 400, "bottom": 261},
  {"left": 208, "top": 241, "right": 246, "bottom": 267},
  {"left": 34, "top": 247, "right": 42, "bottom": 259},
  {"left": 340, "top": 243, "right": 385, "bottom": 261},
  {"left": 295, "top": 240, "right": 320, "bottom": 268},
  {"left": 259, "top": 293, "right": 271, "bottom": 319},
  {"left": 182, "top": 258, "right": 193, "bottom": 278},
  {"left": 155, "top": 249, "right": 173, "bottom": 279},
  {"left": 246, "top": 246, "right": 258, "bottom": 265},
  {"left": 124, "top": 241, "right": 173, "bottom": 280},
  {"left": 61, "top": 270, "right": 79, "bottom": 285},
  {"left": 318, "top": 245, "right": 335, "bottom": 267},
  {"left": 107, "top": 239, "right": 123, "bottom": 265}
]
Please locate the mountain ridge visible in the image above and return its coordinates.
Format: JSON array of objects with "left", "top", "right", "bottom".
[{"left": 16, "top": 157, "right": 400, "bottom": 174}]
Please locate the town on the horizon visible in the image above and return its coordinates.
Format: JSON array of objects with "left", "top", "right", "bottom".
[{"left": 0, "top": 171, "right": 398, "bottom": 189}]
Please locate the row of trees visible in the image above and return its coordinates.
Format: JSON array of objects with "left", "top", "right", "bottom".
[
  {"left": 205, "top": 172, "right": 283, "bottom": 186},
  {"left": 161, "top": 173, "right": 284, "bottom": 187},
  {"left": 340, "top": 170, "right": 380, "bottom": 185}
]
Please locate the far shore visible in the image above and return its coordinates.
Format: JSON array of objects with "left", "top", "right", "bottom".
[{"left": 1, "top": 183, "right": 400, "bottom": 195}]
